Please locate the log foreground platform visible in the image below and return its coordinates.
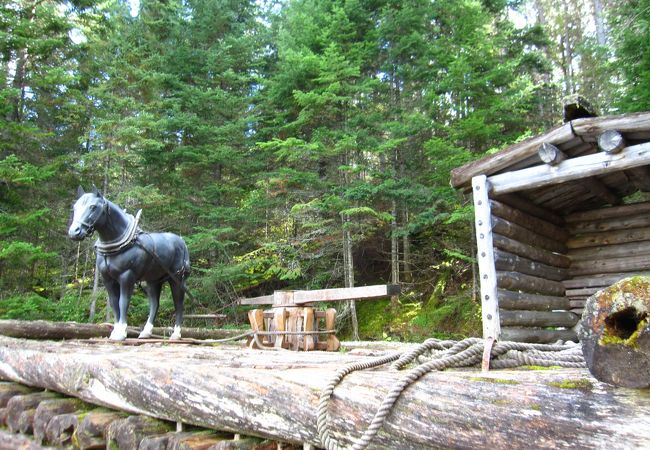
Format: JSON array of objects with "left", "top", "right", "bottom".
[{"left": 0, "top": 337, "right": 649, "bottom": 449}]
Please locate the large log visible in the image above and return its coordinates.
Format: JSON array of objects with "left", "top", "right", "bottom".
[
  {"left": 0, "top": 320, "right": 245, "bottom": 341},
  {"left": 500, "top": 327, "right": 578, "bottom": 343},
  {"left": 568, "top": 240, "right": 650, "bottom": 261},
  {"left": 494, "top": 249, "right": 567, "bottom": 281},
  {"left": 566, "top": 200, "right": 650, "bottom": 223},
  {"left": 492, "top": 216, "right": 567, "bottom": 254},
  {"left": 569, "top": 254, "right": 650, "bottom": 277},
  {"left": 567, "top": 226, "right": 650, "bottom": 249},
  {"left": 497, "top": 271, "right": 566, "bottom": 296},
  {"left": 450, "top": 111, "right": 650, "bottom": 189},
  {"left": 568, "top": 211, "right": 650, "bottom": 234},
  {"left": 489, "top": 200, "right": 568, "bottom": 241},
  {"left": 488, "top": 142, "right": 650, "bottom": 195},
  {"left": 500, "top": 310, "right": 579, "bottom": 328},
  {"left": 492, "top": 234, "right": 570, "bottom": 268},
  {"left": 579, "top": 276, "right": 650, "bottom": 388},
  {"left": 497, "top": 289, "right": 570, "bottom": 311},
  {"left": 1, "top": 337, "right": 649, "bottom": 449},
  {"left": 493, "top": 193, "right": 564, "bottom": 226}
]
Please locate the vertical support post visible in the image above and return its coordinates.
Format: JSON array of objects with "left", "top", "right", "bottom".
[
  {"left": 274, "top": 308, "right": 287, "bottom": 349},
  {"left": 303, "top": 307, "right": 315, "bottom": 351},
  {"left": 472, "top": 175, "right": 501, "bottom": 346},
  {"left": 325, "top": 308, "right": 340, "bottom": 351},
  {"left": 247, "top": 309, "right": 265, "bottom": 349}
]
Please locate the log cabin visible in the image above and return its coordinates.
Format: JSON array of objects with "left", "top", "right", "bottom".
[{"left": 451, "top": 110, "right": 650, "bottom": 343}]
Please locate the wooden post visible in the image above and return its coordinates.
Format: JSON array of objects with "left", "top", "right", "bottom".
[
  {"left": 303, "top": 308, "right": 315, "bottom": 351},
  {"left": 472, "top": 175, "right": 500, "bottom": 343},
  {"left": 273, "top": 308, "right": 286, "bottom": 349},
  {"left": 247, "top": 310, "right": 265, "bottom": 349},
  {"left": 325, "top": 308, "right": 340, "bottom": 351}
]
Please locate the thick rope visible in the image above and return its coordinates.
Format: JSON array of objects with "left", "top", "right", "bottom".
[{"left": 317, "top": 338, "right": 585, "bottom": 450}]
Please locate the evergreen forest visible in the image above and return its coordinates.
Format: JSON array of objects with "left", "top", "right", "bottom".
[{"left": 2, "top": 0, "right": 649, "bottom": 340}]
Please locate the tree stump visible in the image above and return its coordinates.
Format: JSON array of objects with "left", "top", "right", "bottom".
[{"left": 579, "top": 276, "right": 650, "bottom": 388}]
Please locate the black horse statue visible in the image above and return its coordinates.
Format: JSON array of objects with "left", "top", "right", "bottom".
[{"left": 68, "top": 186, "right": 190, "bottom": 341}]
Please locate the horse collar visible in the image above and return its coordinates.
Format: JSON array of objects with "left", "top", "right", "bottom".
[{"left": 95, "top": 209, "right": 143, "bottom": 255}]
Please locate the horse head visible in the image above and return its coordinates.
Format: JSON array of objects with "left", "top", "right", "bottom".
[{"left": 68, "top": 185, "right": 107, "bottom": 241}]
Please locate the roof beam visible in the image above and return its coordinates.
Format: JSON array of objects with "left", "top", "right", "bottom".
[{"left": 487, "top": 142, "right": 650, "bottom": 195}]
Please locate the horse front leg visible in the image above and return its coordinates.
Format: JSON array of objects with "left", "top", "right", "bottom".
[
  {"left": 109, "top": 271, "right": 136, "bottom": 341},
  {"left": 139, "top": 282, "right": 162, "bottom": 339},
  {"left": 103, "top": 278, "right": 122, "bottom": 340}
]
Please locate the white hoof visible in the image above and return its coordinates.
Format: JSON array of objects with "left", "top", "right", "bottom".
[
  {"left": 138, "top": 322, "right": 154, "bottom": 339},
  {"left": 109, "top": 324, "right": 127, "bottom": 341},
  {"left": 169, "top": 325, "right": 182, "bottom": 341}
]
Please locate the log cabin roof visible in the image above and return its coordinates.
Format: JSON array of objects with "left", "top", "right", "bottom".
[{"left": 450, "top": 111, "right": 650, "bottom": 215}]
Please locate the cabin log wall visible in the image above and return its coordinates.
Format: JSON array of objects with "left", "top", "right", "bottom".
[
  {"left": 488, "top": 199, "right": 578, "bottom": 343},
  {"left": 565, "top": 201, "right": 650, "bottom": 313}
]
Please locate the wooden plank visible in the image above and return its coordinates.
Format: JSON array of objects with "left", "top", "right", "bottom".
[
  {"left": 569, "top": 254, "right": 650, "bottom": 277},
  {"left": 497, "top": 271, "right": 566, "bottom": 296},
  {"left": 567, "top": 226, "right": 650, "bottom": 249},
  {"left": 489, "top": 200, "right": 568, "bottom": 241},
  {"left": 497, "top": 290, "right": 570, "bottom": 311},
  {"left": 500, "top": 327, "right": 578, "bottom": 343},
  {"left": 492, "top": 234, "right": 571, "bottom": 269},
  {"left": 238, "top": 295, "right": 274, "bottom": 306},
  {"left": 472, "top": 175, "right": 500, "bottom": 340},
  {"left": 293, "top": 285, "right": 401, "bottom": 304},
  {"left": 239, "top": 285, "right": 401, "bottom": 306},
  {"left": 488, "top": 142, "right": 650, "bottom": 195},
  {"left": 4, "top": 336, "right": 650, "bottom": 449},
  {"left": 494, "top": 249, "right": 567, "bottom": 281},
  {"left": 492, "top": 216, "right": 567, "bottom": 254}
]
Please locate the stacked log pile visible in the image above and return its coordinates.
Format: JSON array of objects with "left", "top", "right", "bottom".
[
  {"left": 0, "top": 336, "right": 649, "bottom": 449},
  {"left": 565, "top": 201, "right": 650, "bottom": 313},
  {"left": 0, "top": 382, "right": 295, "bottom": 449},
  {"left": 487, "top": 198, "right": 577, "bottom": 343}
]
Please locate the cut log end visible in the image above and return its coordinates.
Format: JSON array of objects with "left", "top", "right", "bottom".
[
  {"left": 579, "top": 276, "right": 650, "bottom": 388},
  {"left": 538, "top": 142, "right": 566, "bottom": 166},
  {"left": 598, "top": 129, "right": 625, "bottom": 154}
]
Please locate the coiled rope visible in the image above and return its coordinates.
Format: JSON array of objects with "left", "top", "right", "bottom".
[{"left": 317, "top": 337, "right": 585, "bottom": 450}]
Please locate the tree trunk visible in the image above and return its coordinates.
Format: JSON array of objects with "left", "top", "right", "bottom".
[
  {"left": 341, "top": 213, "right": 358, "bottom": 341},
  {"left": 390, "top": 200, "right": 399, "bottom": 305},
  {"left": 0, "top": 336, "right": 649, "bottom": 449}
]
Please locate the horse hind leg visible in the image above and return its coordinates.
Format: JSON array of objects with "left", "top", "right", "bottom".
[
  {"left": 169, "top": 279, "right": 185, "bottom": 340},
  {"left": 139, "top": 282, "right": 162, "bottom": 339}
]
